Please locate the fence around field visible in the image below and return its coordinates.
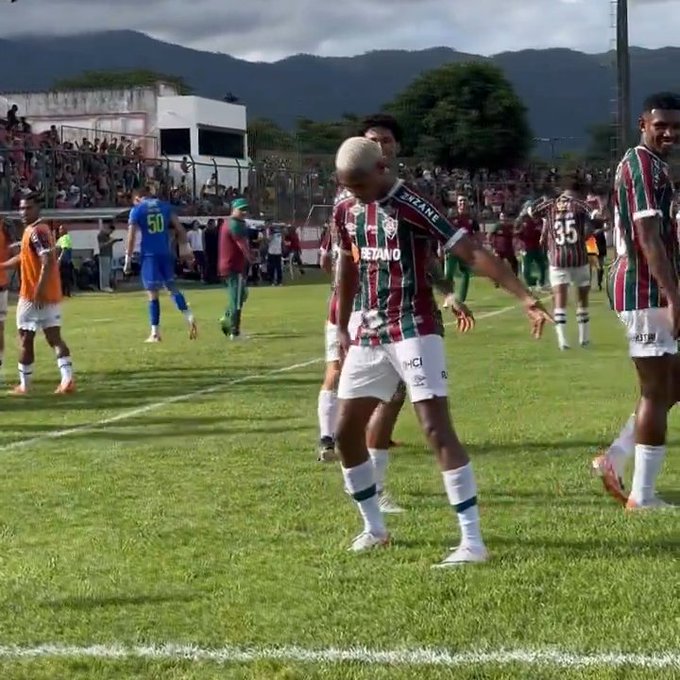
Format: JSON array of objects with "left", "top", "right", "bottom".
[{"left": 3, "top": 143, "right": 618, "bottom": 221}]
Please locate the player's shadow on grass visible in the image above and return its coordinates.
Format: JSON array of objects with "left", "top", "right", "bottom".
[{"left": 40, "top": 591, "right": 200, "bottom": 610}]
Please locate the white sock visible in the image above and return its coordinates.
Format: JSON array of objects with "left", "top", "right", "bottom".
[
  {"left": 18, "top": 363, "right": 33, "bottom": 390},
  {"left": 151, "top": 324, "right": 160, "bottom": 335},
  {"left": 442, "top": 463, "right": 484, "bottom": 548},
  {"left": 342, "top": 460, "right": 386, "bottom": 536},
  {"left": 368, "top": 448, "right": 389, "bottom": 494},
  {"left": 554, "top": 308, "right": 568, "bottom": 347},
  {"left": 576, "top": 306, "right": 590, "bottom": 345},
  {"left": 57, "top": 355, "right": 73, "bottom": 384},
  {"left": 630, "top": 444, "right": 666, "bottom": 504},
  {"left": 607, "top": 413, "right": 636, "bottom": 476},
  {"left": 182, "top": 309, "right": 194, "bottom": 323},
  {"left": 317, "top": 389, "right": 337, "bottom": 440}
]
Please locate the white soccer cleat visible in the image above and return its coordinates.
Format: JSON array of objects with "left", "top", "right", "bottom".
[
  {"left": 347, "top": 531, "right": 390, "bottom": 553},
  {"left": 378, "top": 491, "right": 405, "bottom": 514},
  {"left": 432, "top": 543, "right": 489, "bottom": 568},
  {"left": 626, "top": 496, "right": 676, "bottom": 512},
  {"left": 145, "top": 333, "right": 161, "bottom": 343}
]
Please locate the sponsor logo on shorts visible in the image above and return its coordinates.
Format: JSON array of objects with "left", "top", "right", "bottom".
[
  {"left": 411, "top": 374, "right": 427, "bottom": 387},
  {"left": 360, "top": 247, "right": 401, "bottom": 262},
  {"left": 401, "top": 356, "right": 423, "bottom": 370},
  {"left": 441, "top": 370, "right": 448, "bottom": 380},
  {"left": 635, "top": 333, "right": 657, "bottom": 344}
]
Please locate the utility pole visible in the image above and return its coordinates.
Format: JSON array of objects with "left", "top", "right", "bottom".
[{"left": 616, "top": 0, "right": 631, "bottom": 157}]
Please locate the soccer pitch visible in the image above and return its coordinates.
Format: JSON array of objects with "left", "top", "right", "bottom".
[{"left": 0, "top": 279, "right": 677, "bottom": 679}]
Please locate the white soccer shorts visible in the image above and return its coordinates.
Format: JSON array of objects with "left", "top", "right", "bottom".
[
  {"left": 337, "top": 334, "right": 448, "bottom": 403},
  {"left": 324, "top": 312, "right": 363, "bottom": 364},
  {"left": 549, "top": 265, "right": 590, "bottom": 288},
  {"left": 618, "top": 307, "right": 678, "bottom": 358},
  {"left": 16, "top": 298, "right": 62, "bottom": 332},
  {"left": 0, "top": 290, "right": 8, "bottom": 323}
]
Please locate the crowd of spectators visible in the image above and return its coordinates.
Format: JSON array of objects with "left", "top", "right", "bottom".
[{"left": 2, "top": 104, "right": 614, "bottom": 223}]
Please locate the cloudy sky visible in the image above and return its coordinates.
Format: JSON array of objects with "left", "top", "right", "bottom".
[{"left": 0, "top": 0, "right": 676, "bottom": 62}]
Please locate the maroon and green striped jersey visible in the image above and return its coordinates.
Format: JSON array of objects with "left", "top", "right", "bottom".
[
  {"left": 610, "top": 145, "right": 677, "bottom": 311},
  {"left": 533, "top": 195, "right": 592, "bottom": 268},
  {"left": 334, "top": 180, "right": 465, "bottom": 345}
]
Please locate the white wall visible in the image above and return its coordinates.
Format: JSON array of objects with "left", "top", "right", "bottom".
[
  {"left": 157, "top": 96, "right": 249, "bottom": 190},
  {"left": 2, "top": 86, "right": 169, "bottom": 156}
]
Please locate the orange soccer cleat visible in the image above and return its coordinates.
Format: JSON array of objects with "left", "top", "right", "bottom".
[{"left": 54, "top": 380, "right": 76, "bottom": 395}]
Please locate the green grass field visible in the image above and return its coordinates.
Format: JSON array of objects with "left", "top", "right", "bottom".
[{"left": 0, "top": 276, "right": 677, "bottom": 679}]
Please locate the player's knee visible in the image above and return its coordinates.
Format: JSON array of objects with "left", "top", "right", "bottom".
[
  {"left": 323, "top": 363, "right": 340, "bottom": 390},
  {"left": 335, "top": 410, "right": 364, "bottom": 453},
  {"left": 418, "top": 412, "right": 456, "bottom": 453}
]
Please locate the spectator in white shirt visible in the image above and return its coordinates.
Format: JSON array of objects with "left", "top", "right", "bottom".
[
  {"left": 187, "top": 221, "right": 206, "bottom": 282},
  {"left": 267, "top": 223, "right": 283, "bottom": 286}
]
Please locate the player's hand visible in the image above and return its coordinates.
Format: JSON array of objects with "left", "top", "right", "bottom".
[
  {"left": 179, "top": 243, "right": 194, "bottom": 267},
  {"left": 523, "top": 297, "right": 553, "bottom": 339},
  {"left": 668, "top": 300, "right": 680, "bottom": 338},
  {"left": 447, "top": 296, "right": 474, "bottom": 333},
  {"left": 338, "top": 327, "right": 352, "bottom": 359},
  {"left": 123, "top": 255, "right": 132, "bottom": 276}
]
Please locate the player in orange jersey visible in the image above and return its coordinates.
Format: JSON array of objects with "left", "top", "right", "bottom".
[{"left": 0, "top": 195, "right": 74, "bottom": 394}]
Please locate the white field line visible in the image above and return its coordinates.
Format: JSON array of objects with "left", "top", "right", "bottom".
[
  {"left": 0, "top": 299, "right": 536, "bottom": 452},
  {"left": 0, "top": 643, "right": 677, "bottom": 669}
]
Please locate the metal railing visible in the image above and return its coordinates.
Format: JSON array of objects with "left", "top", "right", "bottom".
[
  {"left": 0, "top": 145, "right": 336, "bottom": 220},
  {"left": 60, "top": 125, "right": 160, "bottom": 158}
]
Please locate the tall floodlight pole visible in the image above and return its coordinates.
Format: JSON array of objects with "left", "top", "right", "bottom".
[{"left": 616, "top": 0, "right": 631, "bottom": 157}]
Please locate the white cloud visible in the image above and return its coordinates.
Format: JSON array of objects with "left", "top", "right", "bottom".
[{"left": 0, "top": 0, "right": 677, "bottom": 61}]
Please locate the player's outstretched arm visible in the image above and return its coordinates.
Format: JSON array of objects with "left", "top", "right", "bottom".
[{"left": 451, "top": 237, "right": 552, "bottom": 337}]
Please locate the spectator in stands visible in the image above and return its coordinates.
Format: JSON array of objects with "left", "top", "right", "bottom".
[
  {"left": 5, "top": 105, "right": 18, "bottom": 131},
  {"left": 97, "top": 221, "right": 121, "bottom": 292}
]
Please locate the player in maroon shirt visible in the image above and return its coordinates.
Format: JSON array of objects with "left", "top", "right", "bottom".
[
  {"left": 443, "top": 195, "right": 480, "bottom": 303},
  {"left": 332, "top": 137, "right": 551, "bottom": 565},
  {"left": 531, "top": 180, "right": 600, "bottom": 350},
  {"left": 489, "top": 212, "right": 518, "bottom": 279},
  {"left": 515, "top": 211, "right": 546, "bottom": 288},
  {"left": 316, "top": 114, "right": 415, "bottom": 515}
]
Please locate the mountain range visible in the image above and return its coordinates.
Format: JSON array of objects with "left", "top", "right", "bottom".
[{"left": 1, "top": 31, "right": 679, "bottom": 148}]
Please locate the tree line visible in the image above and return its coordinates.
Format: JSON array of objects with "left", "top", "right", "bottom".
[{"left": 53, "top": 65, "right": 616, "bottom": 174}]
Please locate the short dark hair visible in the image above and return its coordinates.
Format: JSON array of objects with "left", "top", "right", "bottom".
[
  {"left": 132, "top": 187, "right": 152, "bottom": 199},
  {"left": 22, "top": 192, "right": 40, "bottom": 206},
  {"left": 358, "top": 114, "right": 403, "bottom": 144},
  {"left": 564, "top": 176, "right": 583, "bottom": 194},
  {"left": 643, "top": 92, "right": 680, "bottom": 113}
]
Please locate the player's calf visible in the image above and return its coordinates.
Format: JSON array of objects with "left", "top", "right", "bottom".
[
  {"left": 335, "top": 397, "right": 388, "bottom": 550},
  {"left": 629, "top": 357, "right": 672, "bottom": 508},
  {"left": 414, "top": 398, "right": 487, "bottom": 565},
  {"left": 317, "top": 361, "right": 340, "bottom": 462},
  {"left": 44, "top": 328, "right": 74, "bottom": 392}
]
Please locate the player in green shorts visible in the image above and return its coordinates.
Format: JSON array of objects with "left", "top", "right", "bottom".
[
  {"left": 218, "top": 198, "right": 251, "bottom": 339},
  {"left": 444, "top": 195, "right": 480, "bottom": 302}
]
